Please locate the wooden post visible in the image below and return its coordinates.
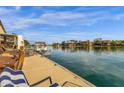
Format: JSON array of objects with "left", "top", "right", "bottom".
[{"left": 15, "top": 46, "right": 25, "bottom": 70}]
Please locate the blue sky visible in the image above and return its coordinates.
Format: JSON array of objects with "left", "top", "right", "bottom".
[{"left": 0, "top": 6, "right": 124, "bottom": 44}]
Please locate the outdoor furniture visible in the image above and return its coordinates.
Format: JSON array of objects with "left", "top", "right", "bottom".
[
  {"left": 0, "top": 46, "right": 25, "bottom": 70},
  {"left": 14, "top": 46, "right": 25, "bottom": 70},
  {"left": 62, "top": 81, "right": 82, "bottom": 87},
  {"left": 0, "top": 45, "right": 6, "bottom": 55},
  {"left": 0, "top": 44, "right": 18, "bottom": 70},
  {"left": 0, "top": 67, "right": 60, "bottom": 87},
  {"left": 0, "top": 48, "right": 4, "bottom": 55},
  {"left": 0, "top": 46, "right": 61, "bottom": 87},
  {"left": 0, "top": 56, "right": 16, "bottom": 69},
  {"left": 25, "top": 49, "right": 35, "bottom": 57},
  {"left": 49, "top": 83, "right": 60, "bottom": 87},
  {"left": 0, "top": 67, "right": 29, "bottom": 87}
]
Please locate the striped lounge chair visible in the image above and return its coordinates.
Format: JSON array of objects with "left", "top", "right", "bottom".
[
  {"left": 0, "top": 67, "right": 29, "bottom": 87},
  {"left": 0, "top": 67, "right": 60, "bottom": 87}
]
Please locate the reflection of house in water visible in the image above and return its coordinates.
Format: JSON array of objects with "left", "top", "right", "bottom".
[
  {"left": 61, "top": 40, "right": 93, "bottom": 52},
  {"left": 52, "top": 38, "right": 124, "bottom": 54},
  {"left": 53, "top": 38, "right": 124, "bottom": 54},
  {"left": 93, "top": 47, "right": 119, "bottom": 55},
  {"left": 34, "top": 42, "right": 46, "bottom": 51},
  {"left": 60, "top": 47, "right": 91, "bottom": 53}
]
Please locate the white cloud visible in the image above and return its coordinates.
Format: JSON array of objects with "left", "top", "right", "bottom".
[
  {"left": 6, "top": 10, "right": 124, "bottom": 30},
  {"left": 114, "top": 14, "right": 124, "bottom": 20},
  {"left": 15, "top": 6, "right": 21, "bottom": 11},
  {"left": 0, "top": 6, "right": 124, "bottom": 42},
  {"left": 2, "top": 11, "right": 105, "bottom": 30},
  {"left": 0, "top": 7, "right": 21, "bottom": 15},
  {"left": 0, "top": 7, "right": 14, "bottom": 15}
]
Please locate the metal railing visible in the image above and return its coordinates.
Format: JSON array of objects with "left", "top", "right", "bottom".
[
  {"left": 30, "top": 76, "right": 52, "bottom": 87},
  {"left": 62, "top": 81, "right": 82, "bottom": 87}
]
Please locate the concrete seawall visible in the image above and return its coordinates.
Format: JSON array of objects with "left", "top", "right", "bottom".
[{"left": 22, "top": 54, "right": 95, "bottom": 87}]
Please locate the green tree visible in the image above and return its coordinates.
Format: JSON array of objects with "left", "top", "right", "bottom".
[{"left": 24, "top": 40, "right": 30, "bottom": 46}]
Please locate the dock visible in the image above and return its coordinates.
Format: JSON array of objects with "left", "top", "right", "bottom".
[{"left": 22, "top": 54, "right": 95, "bottom": 87}]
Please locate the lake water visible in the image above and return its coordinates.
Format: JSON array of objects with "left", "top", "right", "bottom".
[{"left": 47, "top": 47, "right": 124, "bottom": 87}]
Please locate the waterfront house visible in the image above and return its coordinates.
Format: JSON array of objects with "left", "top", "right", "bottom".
[
  {"left": 52, "top": 43, "right": 61, "bottom": 48},
  {"left": 0, "top": 20, "right": 6, "bottom": 34},
  {"left": 78, "top": 40, "right": 93, "bottom": 47},
  {"left": 0, "top": 20, "right": 24, "bottom": 50},
  {"left": 93, "top": 38, "right": 124, "bottom": 47},
  {"left": 0, "top": 20, "right": 95, "bottom": 87},
  {"left": 61, "top": 40, "right": 78, "bottom": 48},
  {"left": 0, "top": 20, "right": 25, "bottom": 73},
  {"left": 61, "top": 40, "right": 93, "bottom": 48},
  {"left": 110, "top": 40, "right": 124, "bottom": 46},
  {"left": 101, "top": 40, "right": 111, "bottom": 46},
  {"left": 0, "top": 20, "right": 17, "bottom": 49},
  {"left": 34, "top": 42, "right": 46, "bottom": 52}
]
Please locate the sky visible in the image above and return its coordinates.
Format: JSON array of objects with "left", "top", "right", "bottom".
[{"left": 0, "top": 6, "right": 124, "bottom": 44}]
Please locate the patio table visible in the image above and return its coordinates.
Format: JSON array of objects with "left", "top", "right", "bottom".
[{"left": 0, "top": 56, "right": 16, "bottom": 70}]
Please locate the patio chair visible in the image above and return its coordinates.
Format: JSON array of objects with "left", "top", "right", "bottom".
[
  {"left": 0, "top": 45, "right": 6, "bottom": 55},
  {"left": 0, "top": 67, "right": 60, "bottom": 87},
  {"left": 14, "top": 46, "right": 25, "bottom": 70},
  {"left": 0, "top": 47, "right": 4, "bottom": 55},
  {"left": 0, "top": 46, "right": 25, "bottom": 70},
  {"left": 0, "top": 46, "right": 60, "bottom": 87}
]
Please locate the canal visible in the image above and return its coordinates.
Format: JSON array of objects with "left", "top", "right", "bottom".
[{"left": 48, "top": 47, "right": 124, "bottom": 87}]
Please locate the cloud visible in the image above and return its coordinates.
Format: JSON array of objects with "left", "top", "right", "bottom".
[
  {"left": 114, "top": 14, "right": 124, "bottom": 20},
  {"left": 0, "top": 7, "right": 21, "bottom": 15},
  {"left": 5, "top": 10, "right": 124, "bottom": 31},
  {"left": 0, "top": 7, "right": 14, "bottom": 15},
  {"left": 0, "top": 6, "right": 124, "bottom": 42},
  {"left": 1, "top": 6, "right": 124, "bottom": 31},
  {"left": 15, "top": 6, "right": 21, "bottom": 11},
  {"left": 0, "top": 11, "right": 106, "bottom": 30}
]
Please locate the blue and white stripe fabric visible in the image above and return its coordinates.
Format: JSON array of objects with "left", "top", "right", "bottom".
[
  {"left": 49, "top": 83, "right": 60, "bottom": 87},
  {"left": 0, "top": 67, "right": 29, "bottom": 87}
]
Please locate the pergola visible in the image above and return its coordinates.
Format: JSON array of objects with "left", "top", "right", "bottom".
[
  {"left": 0, "top": 33, "right": 18, "bottom": 49},
  {"left": 0, "top": 20, "right": 19, "bottom": 49}
]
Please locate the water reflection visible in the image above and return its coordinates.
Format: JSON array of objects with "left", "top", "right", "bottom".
[
  {"left": 48, "top": 46, "right": 124, "bottom": 86},
  {"left": 52, "top": 46, "right": 124, "bottom": 54}
]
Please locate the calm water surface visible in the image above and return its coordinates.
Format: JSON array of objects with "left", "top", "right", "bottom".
[{"left": 48, "top": 47, "right": 124, "bottom": 87}]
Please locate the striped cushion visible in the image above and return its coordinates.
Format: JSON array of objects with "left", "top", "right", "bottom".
[
  {"left": 49, "top": 83, "right": 60, "bottom": 87},
  {"left": 0, "top": 67, "right": 29, "bottom": 87}
]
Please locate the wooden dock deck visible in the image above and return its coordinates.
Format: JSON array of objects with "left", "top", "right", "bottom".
[{"left": 22, "top": 54, "right": 95, "bottom": 87}]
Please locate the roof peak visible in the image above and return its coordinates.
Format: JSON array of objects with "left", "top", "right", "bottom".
[{"left": 0, "top": 20, "right": 6, "bottom": 33}]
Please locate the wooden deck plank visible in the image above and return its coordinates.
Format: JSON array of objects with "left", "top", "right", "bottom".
[{"left": 22, "top": 55, "right": 95, "bottom": 87}]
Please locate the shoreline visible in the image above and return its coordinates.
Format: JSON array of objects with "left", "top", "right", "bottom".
[
  {"left": 22, "top": 54, "right": 95, "bottom": 87},
  {"left": 46, "top": 57, "right": 95, "bottom": 87}
]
